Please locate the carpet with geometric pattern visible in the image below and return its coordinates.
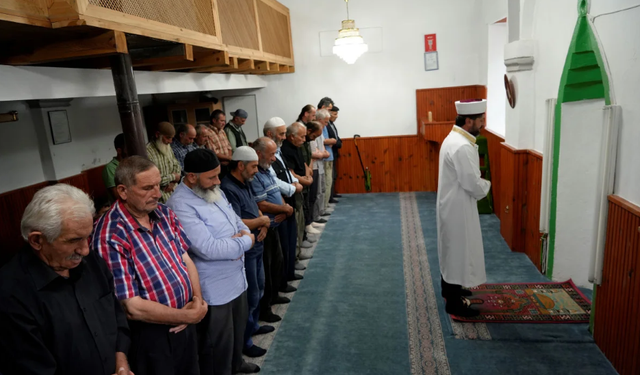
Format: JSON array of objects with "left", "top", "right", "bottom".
[{"left": 451, "top": 280, "right": 592, "bottom": 323}]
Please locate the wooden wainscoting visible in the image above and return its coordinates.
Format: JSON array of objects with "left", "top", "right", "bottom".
[
  {"left": 497, "top": 142, "right": 544, "bottom": 270},
  {"left": 84, "top": 164, "right": 109, "bottom": 202},
  {"left": 594, "top": 195, "right": 640, "bottom": 375},
  {"left": 523, "top": 151, "right": 543, "bottom": 269},
  {"left": 334, "top": 135, "right": 437, "bottom": 194},
  {"left": 0, "top": 166, "right": 109, "bottom": 266},
  {"left": 416, "top": 85, "right": 487, "bottom": 132},
  {"left": 499, "top": 143, "right": 528, "bottom": 249},
  {"left": 58, "top": 172, "right": 90, "bottom": 193},
  {"left": 482, "top": 128, "right": 505, "bottom": 221},
  {"left": 0, "top": 181, "right": 50, "bottom": 265}
]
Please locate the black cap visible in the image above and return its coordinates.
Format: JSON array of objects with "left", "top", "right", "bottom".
[
  {"left": 184, "top": 149, "right": 220, "bottom": 174},
  {"left": 330, "top": 106, "right": 339, "bottom": 112}
]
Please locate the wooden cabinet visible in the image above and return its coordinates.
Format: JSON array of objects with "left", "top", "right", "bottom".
[{"left": 167, "top": 102, "right": 222, "bottom": 128}]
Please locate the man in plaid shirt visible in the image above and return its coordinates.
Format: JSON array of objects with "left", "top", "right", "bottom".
[
  {"left": 208, "top": 110, "right": 233, "bottom": 163},
  {"left": 146, "top": 122, "right": 181, "bottom": 203},
  {"left": 92, "top": 156, "right": 208, "bottom": 375},
  {"left": 171, "top": 123, "right": 197, "bottom": 169}
]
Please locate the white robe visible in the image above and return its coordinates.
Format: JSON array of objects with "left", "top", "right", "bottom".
[{"left": 436, "top": 126, "right": 491, "bottom": 288}]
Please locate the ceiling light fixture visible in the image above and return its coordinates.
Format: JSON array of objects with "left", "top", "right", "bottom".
[{"left": 333, "top": 0, "right": 368, "bottom": 64}]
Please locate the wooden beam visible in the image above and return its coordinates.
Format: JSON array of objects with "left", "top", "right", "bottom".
[
  {"left": 1, "top": 30, "right": 128, "bottom": 65},
  {"left": 191, "top": 56, "right": 238, "bottom": 73},
  {"left": 255, "top": 64, "right": 294, "bottom": 75},
  {"left": 0, "top": 7, "right": 52, "bottom": 27},
  {"left": 253, "top": 0, "right": 263, "bottom": 52},
  {"left": 211, "top": 0, "right": 223, "bottom": 43},
  {"left": 149, "top": 50, "right": 229, "bottom": 71},
  {"left": 132, "top": 44, "right": 194, "bottom": 68},
  {"left": 268, "top": 62, "right": 279, "bottom": 72},
  {"left": 254, "top": 60, "right": 270, "bottom": 71},
  {"left": 201, "top": 58, "right": 253, "bottom": 74}
]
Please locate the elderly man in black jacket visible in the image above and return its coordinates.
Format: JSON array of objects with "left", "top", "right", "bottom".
[{"left": 0, "top": 184, "right": 132, "bottom": 375}]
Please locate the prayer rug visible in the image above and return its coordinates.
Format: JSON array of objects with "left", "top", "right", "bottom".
[{"left": 451, "top": 280, "right": 591, "bottom": 323}]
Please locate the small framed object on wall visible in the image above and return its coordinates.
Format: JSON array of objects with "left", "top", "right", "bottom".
[
  {"left": 48, "top": 110, "right": 71, "bottom": 145},
  {"left": 424, "top": 51, "right": 439, "bottom": 71}
]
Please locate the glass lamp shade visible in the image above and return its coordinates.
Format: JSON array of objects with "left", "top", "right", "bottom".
[{"left": 333, "top": 20, "right": 368, "bottom": 64}]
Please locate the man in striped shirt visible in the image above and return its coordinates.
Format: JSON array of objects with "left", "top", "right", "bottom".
[
  {"left": 146, "top": 122, "right": 182, "bottom": 203},
  {"left": 92, "top": 156, "right": 208, "bottom": 375}
]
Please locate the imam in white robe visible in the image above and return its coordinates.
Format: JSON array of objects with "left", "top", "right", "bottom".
[{"left": 436, "top": 126, "right": 491, "bottom": 288}]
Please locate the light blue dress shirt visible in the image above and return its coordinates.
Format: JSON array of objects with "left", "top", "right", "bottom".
[
  {"left": 167, "top": 183, "right": 252, "bottom": 306},
  {"left": 322, "top": 126, "right": 334, "bottom": 161}
]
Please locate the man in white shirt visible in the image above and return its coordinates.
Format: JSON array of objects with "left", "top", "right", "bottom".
[{"left": 437, "top": 99, "right": 491, "bottom": 318}]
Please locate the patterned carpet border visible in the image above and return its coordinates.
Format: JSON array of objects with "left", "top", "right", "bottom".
[
  {"left": 452, "top": 280, "right": 592, "bottom": 323},
  {"left": 400, "top": 193, "right": 450, "bottom": 375},
  {"left": 450, "top": 318, "right": 492, "bottom": 341}
]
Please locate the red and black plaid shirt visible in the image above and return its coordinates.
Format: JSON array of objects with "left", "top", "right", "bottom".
[{"left": 91, "top": 201, "right": 193, "bottom": 309}]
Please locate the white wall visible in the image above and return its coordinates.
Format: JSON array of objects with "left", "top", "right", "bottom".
[
  {"left": 592, "top": 3, "right": 640, "bottom": 206},
  {"left": 0, "top": 95, "right": 152, "bottom": 193},
  {"left": 0, "top": 65, "right": 267, "bottom": 102},
  {"left": 498, "top": 0, "right": 640, "bottom": 286},
  {"left": 254, "top": 0, "right": 486, "bottom": 138},
  {"left": 0, "top": 101, "right": 45, "bottom": 191},
  {"left": 517, "top": 0, "right": 640, "bottom": 204},
  {"left": 486, "top": 22, "right": 507, "bottom": 136},
  {"left": 529, "top": 0, "right": 577, "bottom": 152}
]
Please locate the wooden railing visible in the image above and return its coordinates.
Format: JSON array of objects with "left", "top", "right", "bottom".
[{"left": 0, "top": 0, "right": 294, "bottom": 73}]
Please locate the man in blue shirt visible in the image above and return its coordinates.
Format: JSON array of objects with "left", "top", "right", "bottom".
[
  {"left": 221, "top": 146, "right": 284, "bottom": 356},
  {"left": 167, "top": 149, "right": 260, "bottom": 374},
  {"left": 250, "top": 137, "right": 302, "bottom": 290}
]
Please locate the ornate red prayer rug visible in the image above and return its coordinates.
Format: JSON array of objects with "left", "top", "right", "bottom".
[{"left": 451, "top": 280, "right": 591, "bottom": 323}]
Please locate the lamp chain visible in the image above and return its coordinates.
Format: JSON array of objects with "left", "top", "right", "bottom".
[{"left": 345, "top": 0, "right": 350, "bottom": 20}]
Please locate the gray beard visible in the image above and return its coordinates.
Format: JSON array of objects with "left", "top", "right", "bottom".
[
  {"left": 155, "top": 139, "right": 173, "bottom": 158},
  {"left": 192, "top": 184, "right": 224, "bottom": 204},
  {"left": 259, "top": 161, "right": 271, "bottom": 170}
]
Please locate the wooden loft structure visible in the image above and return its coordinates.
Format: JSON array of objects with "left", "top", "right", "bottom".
[{"left": 0, "top": 0, "right": 295, "bottom": 74}]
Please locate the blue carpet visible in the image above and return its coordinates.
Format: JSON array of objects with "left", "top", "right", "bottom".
[
  {"left": 260, "top": 193, "right": 617, "bottom": 375},
  {"left": 260, "top": 194, "right": 411, "bottom": 375},
  {"left": 414, "top": 192, "right": 618, "bottom": 374}
]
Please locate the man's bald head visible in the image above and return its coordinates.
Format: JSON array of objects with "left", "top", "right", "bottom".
[{"left": 177, "top": 124, "right": 196, "bottom": 146}]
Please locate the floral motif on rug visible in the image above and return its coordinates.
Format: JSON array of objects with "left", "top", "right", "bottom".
[{"left": 451, "top": 280, "right": 591, "bottom": 323}]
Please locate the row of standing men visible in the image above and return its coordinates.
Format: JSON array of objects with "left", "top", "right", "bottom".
[{"left": 0, "top": 98, "right": 343, "bottom": 375}]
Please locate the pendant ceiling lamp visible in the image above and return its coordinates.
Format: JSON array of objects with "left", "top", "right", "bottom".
[{"left": 333, "top": 0, "right": 368, "bottom": 64}]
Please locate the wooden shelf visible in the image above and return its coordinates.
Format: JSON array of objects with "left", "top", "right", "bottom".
[{"left": 420, "top": 119, "right": 454, "bottom": 144}]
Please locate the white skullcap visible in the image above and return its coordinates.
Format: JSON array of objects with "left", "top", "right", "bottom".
[
  {"left": 263, "top": 117, "right": 286, "bottom": 130},
  {"left": 455, "top": 99, "right": 487, "bottom": 115},
  {"left": 232, "top": 146, "right": 259, "bottom": 161}
]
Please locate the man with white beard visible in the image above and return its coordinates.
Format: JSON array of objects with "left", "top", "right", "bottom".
[
  {"left": 146, "top": 122, "right": 181, "bottom": 203},
  {"left": 167, "top": 149, "right": 260, "bottom": 374}
]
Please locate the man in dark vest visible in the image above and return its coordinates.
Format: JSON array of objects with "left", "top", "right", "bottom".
[
  {"left": 225, "top": 109, "right": 249, "bottom": 151},
  {"left": 327, "top": 106, "right": 342, "bottom": 200}
]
